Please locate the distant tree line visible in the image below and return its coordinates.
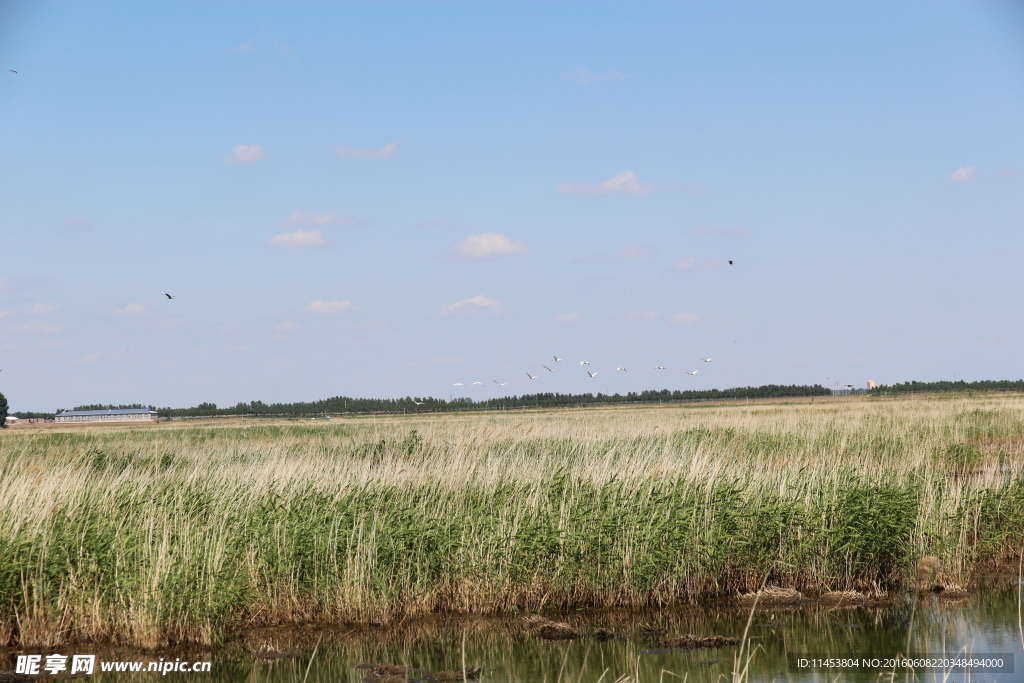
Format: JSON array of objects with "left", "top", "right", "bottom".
[
  {"left": 870, "top": 379, "right": 1024, "bottom": 394},
  {"left": 71, "top": 403, "right": 157, "bottom": 411},
  {"left": 154, "top": 384, "right": 832, "bottom": 418}
]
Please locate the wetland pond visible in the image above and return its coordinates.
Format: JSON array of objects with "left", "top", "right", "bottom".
[{"left": 5, "top": 590, "right": 1022, "bottom": 683}]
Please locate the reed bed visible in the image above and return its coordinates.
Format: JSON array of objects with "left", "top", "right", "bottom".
[{"left": 1, "top": 394, "right": 1022, "bottom": 648}]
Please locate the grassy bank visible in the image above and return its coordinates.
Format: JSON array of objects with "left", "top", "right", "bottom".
[{"left": 1, "top": 394, "right": 1023, "bottom": 648}]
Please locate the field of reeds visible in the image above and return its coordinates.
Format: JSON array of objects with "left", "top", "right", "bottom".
[{"left": 1, "top": 393, "right": 1023, "bottom": 649}]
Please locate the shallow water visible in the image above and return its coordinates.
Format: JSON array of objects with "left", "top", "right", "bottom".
[{"left": 5, "top": 590, "right": 1023, "bottom": 682}]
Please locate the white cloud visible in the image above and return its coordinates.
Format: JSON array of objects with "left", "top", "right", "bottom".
[
  {"left": 335, "top": 141, "right": 399, "bottom": 159},
  {"left": 453, "top": 233, "right": 529, "bottom": 259},
  {"left": 231, "top": 40, "right": 257, "bottom": 53},
  {"left": 563, "top": 67, "right": 629, "bottom": 84},
  {"left": 269, "top": 230, "right": 327, "bottom": 248},
  {"left": 949, "top": 166, "right": 977, "bottom": 183},
  {"left": 0, "top": 309, "right": 13, "bottom": 319},
  {"left": 13, "top": 320, "right": 60, "bottom": 334},
  {"left": 283, "top": 210, "right": 351, "bottom": 227},
  {"left": 624, "top": 310, "right": 659, "bottom": 322},
  {"left": 304, "top": 299, "right": 358, "bottom": 315},
  {"left": 30, "top": 303, "right": 58, "bottom": 315},
  {"left": 557, "top": 170, "right": 655, "bottom": 195},
  {"left": 670, "top": 312, "right": 699, "bottom": 325},
  {"left": 115, "top": 302, "right": 148, "bottom": 315},
  {"left": 227, "top": 144, "right": 268, "bottom": 164},
  {"left": 618, "top": 246, "right": 650, "bottom": 260},
  {"left": 274, "top": 321, "right": 300, "bottom": 333},
  {"left": 552, "top": 312, "right": 582, "bottom": 323},
  {"left": 440, "top": 295, "right": 502, "bottom": 316},
  {"left": 673, "top": 257, "right": 728, "bottom": 271}
]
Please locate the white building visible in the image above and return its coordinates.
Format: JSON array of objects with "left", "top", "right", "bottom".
[{"left": 54, "top": 408, "right": 158, "bottom": 423}]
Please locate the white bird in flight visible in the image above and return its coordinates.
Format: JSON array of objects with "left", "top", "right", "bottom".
[
  {"left": 543, "top": 365, "right": 555, "bottom": 372},
  {"left": 526, "top": 372, "right": 537, "bottom": 380},
  {"left": 616, "top": 367, "right": 627, "bottom": 372},
  {"left": 452, "top": 383, "right": 464, "bottom": 386},
  {"left": 580, "top": 361, "right": 590, "bottom": 365},
  {"left": 412, "top": 400, "right": 425, "bottom": 405},
  {"left": 701, "top": 357, "right": 713, "bottom": 362},
  {"left": 655, "top": 366, "right": 666, "bottom": 370},
  {"left": 686, "top": 370, "right": 698, "bottom": 375},
  {"left": 493, "top": 380, "right": 508, "bottom": 386},
  {"left": 553, "top": 356, "right": 563, "bottom": 362},
  {"left": 471, "top": 381, "right": 484, "bottom": 386},
  {"left": 587, "top": 370, "right": 598, "bottom": 378}
]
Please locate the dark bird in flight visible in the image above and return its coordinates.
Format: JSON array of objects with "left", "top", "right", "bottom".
[
  {"left": 165, "top": 293, "right": 175, "bottom": 299},
  {"left": 728, "top": 260, "right": 733, "bottom": 265},
  {"left": 8, "top": 70, "right": 16, "bottom": 73}
]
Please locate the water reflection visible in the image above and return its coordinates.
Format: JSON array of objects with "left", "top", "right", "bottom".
[{"left": 7, "top": 590, "right": 1022, "bottom": 682}]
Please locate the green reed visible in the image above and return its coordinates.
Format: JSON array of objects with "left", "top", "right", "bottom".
[{"left": 1, "top": 394, "right": 1022, "bottom": 647}]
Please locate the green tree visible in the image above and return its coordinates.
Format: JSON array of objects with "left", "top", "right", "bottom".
[{"left": 0, "top": 390, "right": 8, "bottom": 428}]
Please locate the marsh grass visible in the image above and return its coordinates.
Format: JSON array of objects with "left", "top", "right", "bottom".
[{"left": 1, "top": 394, "right": 1023, "bottom": 647}]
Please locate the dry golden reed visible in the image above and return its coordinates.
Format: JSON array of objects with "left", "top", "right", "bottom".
[{"left": 1, "top": 393, "right": 1022, "bottom": 647}]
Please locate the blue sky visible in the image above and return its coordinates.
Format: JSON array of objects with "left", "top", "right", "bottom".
[{"left": 1, "top": 1, "right": 1023, "bottom": 412}]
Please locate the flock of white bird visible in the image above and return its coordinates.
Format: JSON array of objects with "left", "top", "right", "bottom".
[{"left": 451, "top": 356, "right": 715, "bottom": 391}]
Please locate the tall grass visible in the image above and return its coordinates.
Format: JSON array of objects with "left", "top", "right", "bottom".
[{"left": 1, "top": 394, "right": 1022, "bottom": 648}]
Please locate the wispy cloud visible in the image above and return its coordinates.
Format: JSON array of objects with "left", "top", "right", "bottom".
[
  {"left": 563, "top": 67, "right": 630, "bottom": 84},
  {"left": 13, "top": 320, "right": 60, "bottom": 334},
  {"left": 688, "top": 224, "right": 749, "bottom": 236},
  {"left": 274, "top": 321, "right": 300, "bottom": 333},
  {"left": 624, "top": 310, "right": 659, "bottom": 322},
  {"left": 0, "top": 309, "right": 13, "bottom": 319},
  {"left": 440, "top": 295, "right": 502, "bottom": 316},
  {"left": 349, "top": 321, "right": 389, "bottom": 331},
  {"left": 30, "top": 303, "right": 58, "bottom": 315},
  {"left": 227, "top": 144, "right": 268, "bottom": 164},
  {"left": 453, "top": 233, "right": 528, "bottom": 259},
  {"left": 335, "top": 141, "right": 399, "bottom": 159},
  {"left": 670, "top": 312, "right": 699, "bottom": 325},
  {"left": 231, "top": 40, "right": 257, "bottom": 53},
  {"left": 283, "top": 210, "right": 352, "bottom": 227},
  {"left": 552, "top": 312, "right": 582, "bottom": 323},
  {"left": 558, "top": 170, "right": 655, "bottom": 195},
  {"left": 64, "top": 216, "right": 97, "bottom": 231},
  {"left": 666, "top": 181, "right": 710, "bottom": 195},
  {"left": 304, "top": 299, "right": 358, "bottom": 315},
  {"left": 673, "top": 257, "right": 728, "bottom": 271},
  {"left": 115, "top": 302, "right": 147, "bottom": 315},
  {"left": 949, "top": 166, "right": 977, "bottom": 183},
  {"left": 269, "top": 230, "right": 327, "bottom": 248},
  {"left": 417, "top": 219, "right": 467, "bottom": 230},
  {"left": 618, "top": 246, "right": 650, "bottom": 260},
  {"left": 426, "top": 355, "right": 461, "bottom": 367},
  {"left": 79, "top": 352, "right": 102, "bottom": 363}
]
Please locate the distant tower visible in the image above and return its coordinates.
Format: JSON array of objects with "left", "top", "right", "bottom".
[{"left": 867, "top": 380, "right": 877, "bottom": 389}]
